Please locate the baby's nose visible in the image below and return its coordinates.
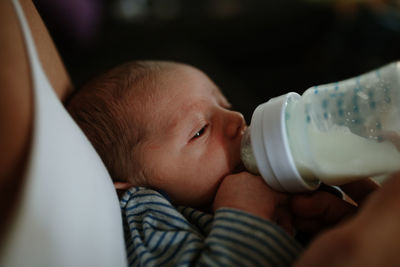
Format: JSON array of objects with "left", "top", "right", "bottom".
[{"left": 225, "top": 111, "right": 246, "bottom": 138}]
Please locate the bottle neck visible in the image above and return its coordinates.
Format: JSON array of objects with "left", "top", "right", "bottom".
[
  {"left": 241, "top": 93, "right": 320, "bottom": 192},
  {"left": 240, "top": 128, "right": 260, "bottom": 175}
]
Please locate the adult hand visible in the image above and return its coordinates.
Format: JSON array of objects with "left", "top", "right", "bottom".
[
  {"left": 213, "top": 172, "right": 293, "bottom": 234},
  {"left": 290, "top": 178, "right": 379, "bottom": 236},
  {"left": 295, "top": 173, "right": 400, "bottom": 267}
]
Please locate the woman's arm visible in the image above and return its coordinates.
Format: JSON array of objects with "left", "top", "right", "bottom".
[{"left": 0, "top": 0, "right": 72, "bottom": 240}]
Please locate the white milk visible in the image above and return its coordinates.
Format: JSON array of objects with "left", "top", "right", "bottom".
[{"left": 297, "top": 126, "right": 400, "bottom": 185}]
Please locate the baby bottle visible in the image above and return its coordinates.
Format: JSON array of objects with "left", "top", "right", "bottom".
[{"left": 241, "top": 61, "right": 400, "bottom": 192}]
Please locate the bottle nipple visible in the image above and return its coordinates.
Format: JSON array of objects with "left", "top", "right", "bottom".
[{"left": 240, "top": 128, "right": 260, "bottom": 175}]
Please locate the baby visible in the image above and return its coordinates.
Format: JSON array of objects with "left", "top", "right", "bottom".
[
  {"left": 67, "top": 60, "right": 301, "bottom": 265},
  {"left": 67, "top": 60, "right": 352, "bottom": 266}
]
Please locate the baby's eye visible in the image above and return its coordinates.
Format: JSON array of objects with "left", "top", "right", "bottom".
[{"left": 192, "top": 125, "right": 208, "bottom": 140}]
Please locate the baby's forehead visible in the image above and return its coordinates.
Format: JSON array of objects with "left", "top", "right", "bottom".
[{"left": 126, "top": 62, "right": 227, "bottom": 122}]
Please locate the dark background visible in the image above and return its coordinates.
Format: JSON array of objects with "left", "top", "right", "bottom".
[{"left": 36, "top": 0, "right": 400, "bottom": 122}]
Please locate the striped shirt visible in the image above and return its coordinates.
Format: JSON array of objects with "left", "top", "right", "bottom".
[{"left": 120, "top": 187, "right": 302, "bottom": 266}]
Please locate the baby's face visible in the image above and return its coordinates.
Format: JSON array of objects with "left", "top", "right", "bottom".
[{"left": 132, "top": 64, "right": 246, "bottom": 208}]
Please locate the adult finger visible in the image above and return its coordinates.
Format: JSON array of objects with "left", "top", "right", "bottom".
[
  {"left": 293, "top": 218, "right": 326, "bottom": 235},
  {"left": 290, "top": 190, "right": 357, "bottom": 221},
  {"left": 339, "top": 178, "right": 380, "bottom": 205}
]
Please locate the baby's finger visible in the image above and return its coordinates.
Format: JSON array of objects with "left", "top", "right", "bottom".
[
  {"left": 275, "top": 206, "right": 294, "bottom": 236},
  {"left": 339, "top": 178, "right": 380, "bottom": 205}
]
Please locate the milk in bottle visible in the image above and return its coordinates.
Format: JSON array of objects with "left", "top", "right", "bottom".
[{"left": 241, "top": 62, "right": 400, "bottom": 192}]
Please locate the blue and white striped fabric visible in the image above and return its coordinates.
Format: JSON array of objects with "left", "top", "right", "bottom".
[{"left": 120, "top": 187, "right": 302, "bottom": 266}]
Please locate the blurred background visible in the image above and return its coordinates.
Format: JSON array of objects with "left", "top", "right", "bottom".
[{"left": 35, "top": 0, "right": 400, "bottom": 122}]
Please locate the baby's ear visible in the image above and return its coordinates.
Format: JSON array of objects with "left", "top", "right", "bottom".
[{"left": 114, "top": 181, "right": 133, "bottom": 190}]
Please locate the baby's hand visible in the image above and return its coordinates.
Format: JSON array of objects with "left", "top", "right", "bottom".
[{"left": 213, "top": 172, "right": 293, "bottom": 233}]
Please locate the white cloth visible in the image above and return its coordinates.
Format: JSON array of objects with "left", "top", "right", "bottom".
[{"left": 0, "top": 1, "right": 127, "bottom": 266}]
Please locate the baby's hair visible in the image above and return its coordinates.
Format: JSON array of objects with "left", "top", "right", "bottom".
[{"left": 67, "top": 60, "right": 166, "bottom": 184}]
